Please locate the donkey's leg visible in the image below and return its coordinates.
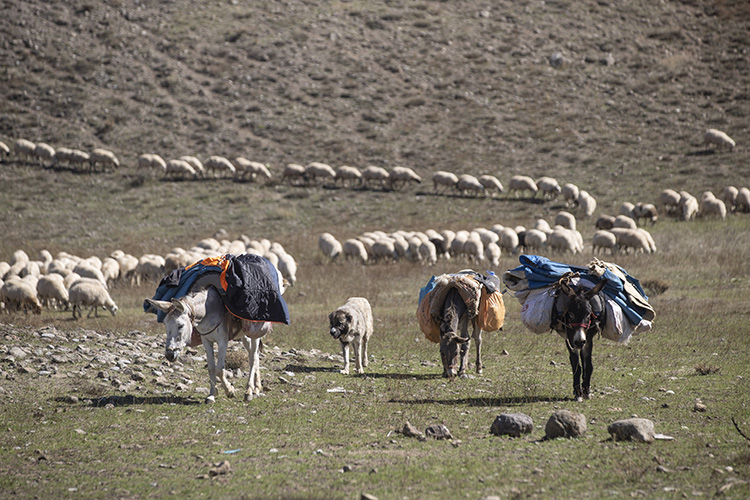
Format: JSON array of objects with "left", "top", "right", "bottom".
[
  {"left": 215, "top": 338, "right": 236, "bottom": 398},
  {"left": 240, "top": 336, "right": 254, "bottom": 401},
  {"left": 473, "top": 322, "right": 483, "bottom": 375},
  {"left": 203, "top": 340, "right": 218, "bottom": 403},
  {"left": 581, "top": 340, "right": 594, "bottom": 400},
  {"left": 566, "top": 343, "right": 583, "bottom": 401},
  {"left": 457, "top": 315, "right": 470, "bottom": 377},
  {"left": 252, "top": 337, "right": 262, "bottom": 395}
]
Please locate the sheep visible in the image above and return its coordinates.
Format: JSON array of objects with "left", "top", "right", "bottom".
[
  {"left": 371, "top": 238, "right": 398, "bottom": 263},
  {"left": 484, "top": 241, "right": 501, "bottom": 267},
  {"left": 478, "top": 175, "right": 504, "bottom": 197},
  {"left": 137, "top": 153, "right": 168, "bottom": 173},
  {"left": 165, "top": 159, "right": 197, "bottom": 180},
  {"left": 318, "top": 232, "right": 343, "bottom": 261},
  {"left": 619, "top": 201, "right": 635, "bottom": 218},
  {"left": 277, "top": 253, "right": 297, "bottom": 287},
  {"left": 657, "top": 189, "right": 681, "bottom": 216},
  {"left": 67, "top": 149, "right": 91, "bottom": 172},
  {"left": 389, "top": 166, "right": 422, "bottom": 189},
  {"left": 439, "top": 230, "right": 456, "bottom": 257},
  {"left": 68, "top": 279, "right": 118, "bottom": 319},
  {"left": 456, "top": 174, "right": 485, "bottom": 197},
  {"left": 179, "top": 156, "right": 205, "bottom": 177},
  {"left": 34, "top": 142, "right": 56, "bottom": 168},
  {"left": 496, "top": 227, "right": 520, "bottom": 255},
  {"left": 632, "top": 203, "right": 658, "bottom": 225},
  {"left": 474, "top": 227, "right": 500, "bottom": 247},
  {"left": 595, "top": 215, "right": 615, "bottom": 230},
  {"left": 37, "top": 274, "right": 69, "bottom": 309},
  {"left": 305, "top": 162, "right": 336, "bottom": 185},
  {"left": 679, "top": 191, "right": 699, "bottom": 221},
  {"left": 638, "top": 228, "right": 657, "bottom": 253},
  {"left": 554, "top": 211, "right": 577, "bottom": 230},
  {"left": 508, "top": 175, "right": 538, "bottom": 198},
  {"left": 1, "top": 277, "right": 42, "bottom": 314},
  {"left": 703, "top": 128, "right": 735, "bottom": 151},
  {"left": 523, "top": 228, "right": 548, "bottom": 253},
  {"left": 204, "top": 155, "right": 236, "bottom": 178},
  {"left": 719, "top": 186, "right": 739, "bottom": 211},
  {"left": 361, "top": 165, "right": 390, "bottom": 190},
  {"left": 0, "top": 140, "right": 10, "bottom": 160},
  {"left": 135, "top": 254, "right": 166, "bottom": 284},
  {"left": 343, "top": 239, "right": 368, "bottom": 264},
  {"left": 609, "top": 228, "right": 653, "bottom": 254},
  {"left": 699, "top": 191, "right": 727, "bottom": 220},
  {"left": 234, "top": 158, "right": 271, "bottom": 182},
  {"left": 562, "top": 183, "right": 580, "bottom": 207},
  {"left": 13, "top": 139, "right": 36, "bottom": 163},
  {"left": 613, "top": 215, "right": 637, "bottom": 229},
  {"left": 463, "top": 233, "right": 485, "bottom": 262},
  {"left": 736, "top": 187, "right": 750, "bottom": 213},
  {"left": 592, "top": 230, "right": 617, "bottom": 255},
  {"left": 89, "top": 148, "right": 120, "bottom": 172},
  {"left": 335, "top": 165, "right": 363, "bottom": 188},
  {"left": 578, "top": 190, "right": 597, "bottom": 217},
  {"left": 282, "top": 163, "right": 306, "bottom": 185},
  {"left": 536, "top": 176, "right": 562, "bottom": 200},
  {"left": 100, "top": 258, "right": 121, "bottom": 285},
  {"left": 419, "top": 239, "right": 438, "bottom": 266},
  {"left": 548, "top": 227, "right": 581, "bottom": 254},
  {"left": 73, "top": 262, "right": 108, "bottom": 288},
  {"left": 432, "top": 171, "right": 459, "bottom": 194}
]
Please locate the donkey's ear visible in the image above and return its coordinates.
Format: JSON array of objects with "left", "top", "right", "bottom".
[
  {"left": 145, "top": 298, "right": 171, "bottom": 313},
  {"left": 585, "top": 279, "right": 607, "bottom": 298},
  {"left": 171, "top": 298, "right": 186, "bottom": 313},
  {"left": 560, "top": 282, "right": 575, "bottom": 297}
]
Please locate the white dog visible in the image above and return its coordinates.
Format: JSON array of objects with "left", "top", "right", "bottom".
[{"left": 328, "top": 297, "right": 373, "bottom": 375}]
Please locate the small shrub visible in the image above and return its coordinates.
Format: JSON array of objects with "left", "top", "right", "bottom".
[{"left": 695, "top": 363, "right": 720, "bottom": 375}]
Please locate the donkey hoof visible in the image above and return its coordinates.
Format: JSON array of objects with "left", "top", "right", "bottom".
[
  {"left": 575, "top": 396, "right": 584, "bottom": 403},
  {"left": 583, "top": 393, "right": 591, "bottom": 400},
  {"left": 205, "top": 395, "right": 216, "bottom": 404}
]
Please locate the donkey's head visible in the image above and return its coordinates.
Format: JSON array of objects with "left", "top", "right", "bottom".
[
  {"left": 145, "top": 297, "right": 195, "bottom": 362},
  {"left": 558, "top": 279, "right": 607, "bottom": 350}
]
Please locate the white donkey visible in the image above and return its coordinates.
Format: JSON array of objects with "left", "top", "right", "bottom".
[{"left": 146, "top": 286, "right": 273, "bottom": 403}]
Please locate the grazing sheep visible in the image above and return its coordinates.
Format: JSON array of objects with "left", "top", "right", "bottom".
[
  {"left": 633, "top": 203, "right": 658, "bottom": 225},
  {"left": 282, "top": 163, "right": 306, "bottom": 185},
  {"left": 204, "top": 156, "right": 236, "bottom": 178},
  {"left": 474, "top": 227, "right": 499, "bottom": 247},
  {"left": 478, "top": 175, "right": 504, "bottom": 197},
  {"left": 362, "top": 165, "right": 390, "bottom": 190},
  {"left": 679, "top": 191, "right": 699, "bottom": 221},
  {"left": 456, "top": 174, "right": 485, "bottom": 197},
  {"left": 335, "top": 165, "right": 363, "bottom": 188},
  {"left": 371, "top": 238, "right": 398, "bottom": 263},
  {"left": 318, "top": 232, "right": 343, "bottom": 261},
  {"left": 523, "top": 229, "right": 548, "bottom": 253},
  {"left": 536, "top": 176, "right": 562, "bottom": 200},
  {"left": 578, "top": 190, "right": 597, "bottom": 217},
  {"left": 548, "top": 227, "right": 582, "bottom": 254},
  {"left": 613, "top": 215, "right": 637, "bottom": 229},
  {"left": 34, "top": 142, "right": 56, "bottom": 168},
  {"left": 165, "top": 159, "right": 197, "bottom": 180},
  {"left": 419, "top": 239, "right": 439, "bottom": 266},
  {"left": 638, "top": 228, "right": 657, "bottom": 253},
  {"left": 595, "top": 214, "right": 615, "bottom": 230},
  {"left": 1, "top": 277, "right": 42, "bottom": 314},
  {"left": 73, "top": 262, "right": 108, "bottom": 288},
  {"left": 609, "top": 228, "right": 653, "bottom": 254},
  {"left": 432, "top": 171, "right": 459, "bottom": 193},
  {"left": 389, "top": 166, "right": 422, "bottom": 189},
  {"left": 736, "top": 187, "right": 750, "bottom": 213},
  {"left": 68, "top": 279, "right": 118, "bottom": 319},
  {"left": 13, "top": 139, "right": 36, "bottom": 163},
  {"left": 562, "top": 183, "right": 580, "bottom": 207},
  {"left": 699, "top": 192, "right": 727, "bottom": 220},
  {"left": 67, "top": 149, "right": 91, "bottom": 171},
  {"left": 179, "top": 156, "right": 205, "bottom": 177},
  {"left": 657, "top": 189, "right": 681, "bottom": 216},
  {"left": 137, "top": 153, "right": 167, "bottom": 173},
  {"left": 0, "top": 140, "right": 10, "bottom": 160},
  {"left": 343, "top": 239, "right": 368, "bottom": 264},
  {"left": 234, "top": 158, "right": 271, "bottom": 182},
  {"left": 37, "top": 274, "right": 69, "bottom": 309},
  {"left": 496, "top": 227, "right": 520, "bottom": 255},
  {"left": 592, "top": 230, "right": 617, "bottom": 255},
  {"left": 620, "top": 202, "right": 635, "bottom": 218},
  {"left": 89, "top": 148, "right": 120, "bottom": 172},
  {"left": 135, "top": 254, "right": 166, "bottom": 284},
  {"left": 305, "top": 162, "right": 336, "bottom": 185},
  {"left": 484, "top": 241, "right": 501, "bottom": 267},
  {"left": 719, "top": 186, "right": 738, "bottom": 211},
  {"left": 555, "top": 211, "right": 577, "bottom": 230},
  {"left": 703, "top": 128, "right": 735, "bottom": 151},
  {"left": 100, "top": 258, "right": 121, "bottom": 285},
  {"left": 276, "top": 253, "right": 297, "bottom": 287},
  {"left": 508, "top": 175, "right": 538, "bottom": 198},
  {"left": 463, "top": 233, "right": 485, "bottom": 262}
]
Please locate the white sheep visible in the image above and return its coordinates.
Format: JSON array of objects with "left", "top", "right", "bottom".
[
  {"left": 638, "top": 228, "right": 657, "bottom": 253},
  {"left": 554, "top": 211, "right": 577, "bottom": 231},
  {"left": 736, "top": 187, "right": 750, "bottom": 213},
  {"left": 67, "top": 149, "right": 91, "bottom": 171},
  {"left": 13, "top": 139, "right": 36, "bottom": 163},
  {"left": 335, "top": 166, "right": 363, "bottom": 188},
  {"left": 679, "top": 191, "right": 699, "bottom": 221},
  {"left": 318, "top": 232, "right": 343, "bottom": 261},
  {"left": 703, "top": 128, "right": 735, "bottom": 151},
  {"left": 73, "top": 262, "right": 108, "bottom": 288},
  {"left": 137, "top": 153, "right": 168, "bottom": 173},
  {"left": 450, "top": 231, "right": 469, "bottom": 258},
  {"left": 548, "top": 227, "right": 581, "bottom": 254},
  {"left": 699, "top": 192, "right": 727, "bottom": 220},
  {"left": 276, "top": 253, "right": 297, "bottom": 287},
  {"left": 135, "top": 254, "right": 166, "bottom": 284},
  {"left": 496, "top": 227, "right": 520, "bottom": 254},
  {"left": 620, "top": 201, "right": 635, "bottom": 218},
  {"left": 419, "top": 239, "right": 438, "bottom": 266},
  {"left": 1, "top": 277, "right": 42, "bottom": 314},
  {"left": 613, "top": 215, "right": 637, "bottom": 229},
  {"left": 719, "top": 186, "right": 738, "bottom": 211},
  {"left": 389, "top": 166, "right": 422, "bottom": 189},
  {"left": 34, "top": 142, "right": 56, "bottom": 168},
  {"left": 609, "top": 228, "right": 653, "bottom": 254},
  {"left": 592, "top": 230, "right": 617, "bottom": 255},
  {"left": 578, "top": 190, "right": 597, "bottom": 217},
  {"left": 0, "top": 140, "right": 10, "bottom": 160},
  {"left": 100, "top": 257, "right": 121, "bottom": 285},
  {"left": 536, "top": 176, "right": 562, "bottom": 200},
  {"left": 484, "top": 241, "right": 501, "bottom": 267},
  {"left": 165, "top": 159, "right": 197, "bottom": 179},
  {"left": 89, "top": 148, "right": 120, "bottom": 172},
  {"left": 657, "top": 189, "right": 681, "bottom": 216},
  {"left": 234, "top": 158, "right": 271, "bottom": 182},
  {"left": 204, "top": 155, "right": 236, "bottom": 178},
  {"left": 522, "top": 229, "right": 547, "bottom": 253},
  {"left": 37, "top": 274, "right": 69, "bottom": 309},
  {"left": 463, "top": 233, "right": 485, "bottom": 262},
  {"left": 562, "top": 183, "right": 580, "bottom": 207},
  {"left": 371, "top": 238, "right": 398, "bottom": 263},
  {"left": 508, "top": 175, "right": 538, "bottom": 198},
  {"left": 632, "top": 203, "right": 658, "bottom": 225},
  {"left": 68, "top": 279, "right": 118, "bottom": 319},
  {"left": 361, "top": 165, "right": 390, "bottom": 190},
  {"left": 179, "top": 156, "right": 205, "bottom": 177},
  {"left": 343, "top": 239, "right": 368, "bottom": 264},
  {"left": 432, "top": 171, "right": 459, "bottom": 193},
  {"left": 305, "top": 162, "right": 336, "bottom": 185},
  {"left": 474, "top": 227, "right": 500, "bottom": 247},
  {"left": 456, "top": 174, "right": 485, "bottom": 197},
  {"left": 478, "top": 175, "right": 504, "bottom": 197},
  {"left": 282, "top": 163, "right": 306, "bottom": 185}
]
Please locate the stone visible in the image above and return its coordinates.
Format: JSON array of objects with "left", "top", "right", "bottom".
[
  {"left": 9, "top": 347, "right": 28, "bottom": 360},
  {"left": 607, "top": 418, "right": 655, "bottom": 443},
  {"left": 401, "top": 421, "right": 423, "bottom": 438},
  {"left": 425, "top": 424, "right": 452, "bottom": 440},
  {"left": 490, "top": 413, "right": 533, "bottom": 437},
  {"left": 545, "top": 410, "right": 587, "bottom": 439},
  {"left": 209, "top": 460, "right": 231, "bottom": 476}
]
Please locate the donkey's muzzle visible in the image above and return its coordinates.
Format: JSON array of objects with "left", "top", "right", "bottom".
[{"left": 165, "top": 348, "right": 180, "bottom": 362}]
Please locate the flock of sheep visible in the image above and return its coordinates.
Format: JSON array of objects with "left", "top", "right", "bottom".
[{"left": 0, "top": 233, "right": 298, "bottom": 317}]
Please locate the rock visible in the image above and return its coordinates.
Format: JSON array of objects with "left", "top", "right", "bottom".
[
  {"left": 548, "top": 52, "right": 566, "bottom": 68},
  {"left": 9, "top": 347, "right": 28, "bottom": 360},
  {"left": 693, "top": 401, "right": 707, "bottom": 412},
  {"left": 361, "top": 494, "right": 379, "bottom": 500},
  {"left": 425, "top": 424, "right": 452, "bottom": 440},
  {"left": 607, "top": 418, "right": 655, "bottom": 443},
  {"left": 401, "top": 421, "right": 423, "bottom": 438},
  {"left": 545, "top": 410, "right": 587, "bottom": 439},
  {"left": 209, "top": 460, "right": 231, "bottom": 476},
  {"left": 490, "top": 413, "right": 533, "bottom": 437}
]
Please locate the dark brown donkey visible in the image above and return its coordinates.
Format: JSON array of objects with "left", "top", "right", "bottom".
[
  {"left": 554, "top": 278, "right": 607, "bottom": 401},
  {"left": 438, "top": 287, "right": 482, "bottom": 378}
]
